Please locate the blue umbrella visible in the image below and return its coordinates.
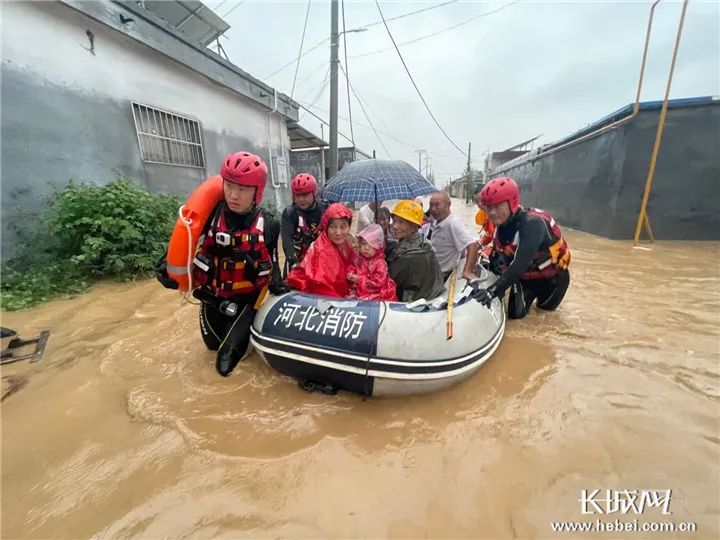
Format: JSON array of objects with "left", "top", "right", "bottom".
[{"left": 321, "top": 159, "right": 437, "bottom": 203}]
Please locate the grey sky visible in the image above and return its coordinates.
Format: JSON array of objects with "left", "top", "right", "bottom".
[{"left": 208, "top": 0, "right": 719, "bottom": 186}]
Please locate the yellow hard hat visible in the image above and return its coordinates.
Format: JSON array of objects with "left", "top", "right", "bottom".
[
  {"left": 475, "top": 208, "right": 489, "bottom": 226},
  {"left": 391, "top": 199, "right": 424, "bottom": 226}
]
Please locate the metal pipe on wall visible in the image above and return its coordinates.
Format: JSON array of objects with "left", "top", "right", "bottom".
[
  {"left": 489, "top": 0, "right": 661, "bottom": 177},
  {"left": 633, "top": 0, "right": 689, "bottom": 245}
]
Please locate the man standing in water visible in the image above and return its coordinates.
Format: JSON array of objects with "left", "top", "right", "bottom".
[
  {"left": 472, "top": 177, "right": 571, "bottom": 319},
  {"left": 426, "top": 191, "right": 480, "bottom": 282},
  {"left": 156, "top": 152, "right": 288, "bottom": 375},
  {"left": 280, "top": 173, "right": 327, "bottom": 277}
]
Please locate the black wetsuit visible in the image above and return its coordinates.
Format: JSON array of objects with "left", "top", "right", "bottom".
[
  {"left": 193, "top": 204, "right": 285, "bottom": 375},
  {"left": 489, "top": 209, "right": 570, "bottom": 320},
  {"left": 280, "top": 201, "right": 327, "bottom": 276},
  {"left": 155, "top": 204, "right": 285, "bottom": 376}
]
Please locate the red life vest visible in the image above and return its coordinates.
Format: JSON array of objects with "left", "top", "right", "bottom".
[
  {"left": 493, "top": 208, "right": 571, "bottom": 280},
  {"left": 193, "top": 206, "right": 272, "bottom": 298},
  {"left": 293, "top": 213, "right": 319, "bottom": 263}
]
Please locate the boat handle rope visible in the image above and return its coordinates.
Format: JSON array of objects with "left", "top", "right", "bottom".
[{"left": 179, "top": 204, "right": 201, "bottom": 306}]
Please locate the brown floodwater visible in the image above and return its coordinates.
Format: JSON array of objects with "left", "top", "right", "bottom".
[{"left": 2, "top": 200, "right": 719, "bottom": 539}]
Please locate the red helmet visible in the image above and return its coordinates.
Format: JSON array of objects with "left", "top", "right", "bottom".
[
  {"left": 220, "top": 151, "right": 268, "bottom": 204},
  {"left": 291, "top": 173, "right": 318, "bottom": 198},
  {"left": 480, "top": 177, "right": 520, "bottom": 213}
]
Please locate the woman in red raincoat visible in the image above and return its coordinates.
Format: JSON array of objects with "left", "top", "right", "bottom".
[
  {"left": 347, "top": 224, "right": 397, "bottom": 301},
  {"left": 286, "top": 203, "right": 356, "bottom": 297}
]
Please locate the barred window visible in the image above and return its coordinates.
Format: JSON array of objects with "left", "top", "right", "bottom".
[{"left": 131, "top": 102, "right": 205, "bottom": 168}]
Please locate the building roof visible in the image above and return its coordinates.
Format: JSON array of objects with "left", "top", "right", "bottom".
[
  {"left": 287, "top": 123, "right": 328, "bottom": 149},
  {"left": 61, "top": 0, "right": 298, "bottom": 122},
  {"left": 141, "top": 1, "right": 229, "bottom": 46},
  {"left": 547, "top": 95, "right": 719, "bottom": 151}
]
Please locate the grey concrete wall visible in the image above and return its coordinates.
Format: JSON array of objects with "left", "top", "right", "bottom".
[
  {"left": 615, "top": 105, "right": 720, "bottom": 240},
  {"left": 1, "top": 1, "right": 291, "bottom": 261},
  {"left": 488, "top": 104, "right": 720, "bottom": 240}
]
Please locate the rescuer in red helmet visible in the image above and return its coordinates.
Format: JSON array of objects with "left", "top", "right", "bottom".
[
  {"left": 280, "top": 172, "right": 328, "bottom": 276},
  {"left": 471, "top": 177, "right": 571, "bottom": 319},
  {"left": 156, "top": 151, "right": 288, "bottom": 376}
]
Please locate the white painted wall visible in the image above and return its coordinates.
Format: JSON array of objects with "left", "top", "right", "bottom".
[{"left": 1, "top": 0, "right": 289, "bottom": 156}]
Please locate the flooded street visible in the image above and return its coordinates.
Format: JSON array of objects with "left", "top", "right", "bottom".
[{"left": 2, "top": 200, "right": 719, "bottom": 539}]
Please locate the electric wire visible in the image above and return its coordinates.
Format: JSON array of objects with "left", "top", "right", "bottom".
[
  {"left": 291, "top": 0, "right": 313, "bottom": 98},
  {"left": 374, "top": 0, "right": 466, "bottom": 156}
]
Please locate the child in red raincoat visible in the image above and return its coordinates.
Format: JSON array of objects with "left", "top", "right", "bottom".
[
  {"left": 347, "top": 224, "right": 397, "bottom": 301},
  {"left": 286, "top": 203, "right": 356, "bottom": 298}
]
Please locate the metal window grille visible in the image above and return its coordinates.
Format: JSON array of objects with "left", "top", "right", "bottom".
[{"left": 131, "top": 102, "right": 205, "bottom": 168}]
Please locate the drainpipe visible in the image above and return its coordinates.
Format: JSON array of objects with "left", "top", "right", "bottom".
[{"left": 265, "top": 89, "right": 282, "bottom": 210}]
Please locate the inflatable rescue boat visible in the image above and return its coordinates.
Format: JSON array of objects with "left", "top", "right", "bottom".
[{"left": 250, "top": 266, "right": 505, "bottom": 396}]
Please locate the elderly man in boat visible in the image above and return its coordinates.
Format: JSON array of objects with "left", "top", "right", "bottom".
[
  {"left": 426, "top": 191, "right": 481, "bottom": 283},
  {"left": 386, "top": 199, "right": 444, "bottom": 302}
]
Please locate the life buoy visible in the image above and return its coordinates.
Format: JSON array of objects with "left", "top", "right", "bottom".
[{"left": 167, "top": 176, "right": 224, "bottom": 291}]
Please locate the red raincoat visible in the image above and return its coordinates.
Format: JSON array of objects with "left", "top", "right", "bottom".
[
  {"left": 348, "top": 223, "right": 397, "bottom": 301},
  {"left": 286, "top": 203, "right": 356, "bottom": 298}
]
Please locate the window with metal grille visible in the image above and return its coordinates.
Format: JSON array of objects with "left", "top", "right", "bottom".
[{"left": 131, "top": 102, "right": 205, "bottom": 168}]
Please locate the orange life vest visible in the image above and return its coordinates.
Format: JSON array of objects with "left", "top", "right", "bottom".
[
  {"left": 493, "top": 208, "right": 571, "bottom": 280},
  {"left": 193, "top": 206, "right": 272, "bottom": 298}
]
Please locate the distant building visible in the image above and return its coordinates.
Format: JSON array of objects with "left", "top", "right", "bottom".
[
  {"left": 289, "top": 146, "right": 372, "bottom": 188},
  {"left": 1, "top": 0, "right": 324, "bottom": 259}
]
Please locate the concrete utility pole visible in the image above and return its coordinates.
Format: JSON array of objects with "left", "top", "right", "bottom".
[
  {"left": 465, "top": 142, "right": 472, "bottom": 203},
  {"left": 415, "top": 149, "right": 426, "bottom": 175},
  {"left": 328, "top": 0, "right": 339, "bottom": 179}
]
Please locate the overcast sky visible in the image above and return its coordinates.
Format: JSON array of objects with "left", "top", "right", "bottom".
[{"left": 207, "top": 0, "right": 719, "bottom": 186}]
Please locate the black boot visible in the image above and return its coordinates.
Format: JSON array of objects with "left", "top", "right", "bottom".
[{"left": 216, "top": 347, "right": 242, "bottom": 376}]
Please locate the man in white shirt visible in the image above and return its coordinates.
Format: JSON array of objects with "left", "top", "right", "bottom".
[
  {"left": 427, "top": 191, "right": 480, "bottom": 282},
  {"left": 357, "top": 200, "right": 382, "bottom": 233}
]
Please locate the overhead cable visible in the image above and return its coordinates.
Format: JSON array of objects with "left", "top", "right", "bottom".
[
  {"left": 374, "top": 0, "right": 466, "bottom": 157},
  {"left": 262, "top": 0, "right": 463, "bottom": 81},
  {"left": 351, "top": 0, "right": 521, "bottom": 59},
  {"left": 221, "top": 0, "right": 248, "bottom": 19},
  {"left": 341, "top": 0, "right": 356, "bottom": 151},
  {"left": 291, "top": 0, "right": 313, "bottom": 98},
  {"left": 338, "top": 63, "right": 391, "bottom": 158},
  {"left": 295, "top": 102, "right": 355, "bottom": 146}
]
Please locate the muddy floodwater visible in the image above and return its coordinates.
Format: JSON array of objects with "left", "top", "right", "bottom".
[{"left": 2, "top": 200, "right": 719, "bottom": 539}]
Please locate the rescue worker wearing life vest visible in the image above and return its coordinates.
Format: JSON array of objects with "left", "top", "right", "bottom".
[
  {"left": 156, "top": 152, "right": 288, "bottom": 376},
  {"left": 280, "top": 173, "right": 327, "bottom": 277},
  {"left": 470, "top": 177, "right": 571, "bottom": 319}
]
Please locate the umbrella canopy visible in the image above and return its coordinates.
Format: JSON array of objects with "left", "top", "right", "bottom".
[{"left": 322, "top": 159, "right": 437, "bottom": 202}]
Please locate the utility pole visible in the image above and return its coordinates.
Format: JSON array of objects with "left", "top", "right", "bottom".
[
  {"left": 415, "top": 149, "right": 426, "bottom": 175},
  {"left": 320, "top": 123, "right": 326, "bottom": 185},
  {"left": 465, "top": 142, "right": 472, "bottom": 203},
  {"left": 328, "top": 0, "right": 339, "bottom": 180}
]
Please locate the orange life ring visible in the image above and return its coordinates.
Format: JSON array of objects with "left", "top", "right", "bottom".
[{"left": 167, "top": 176, "right": 224, "bottom": 292}]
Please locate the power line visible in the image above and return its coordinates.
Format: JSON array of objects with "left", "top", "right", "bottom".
[
  {"left": 295, "top": 102, "right": 355, "bottom": 146},
  {"left": 262, "top": 0, "right": 462, "bottom": 82},
  {"left": 263, "top": 37, "right": 329, "bottom": 81},
  {"left": 374, "top": 0, "right": 466, "bottom": 157},
  {"left": 351, "top": 0, "right": 521, "bottom": 60},
  {"left": 302, "top": 65, "right": 330, "bottom": 110},
  {"left": 338, "top": 62, "right": 391, "bottom": 158},
  {"left": 293, "top": 60, "right": 329, "bottom": 90},
  {"left": 291, "top": 0, "right": 313, "bottom": 98},
  {"left": 341, "top": 0, "right": 356, "bottom": 151},
  {"left": 352, "top": 0, "right": 459, "bottom": 31},
  {"left": 221, "top": 0, "right": 248, "bottom": 19}
]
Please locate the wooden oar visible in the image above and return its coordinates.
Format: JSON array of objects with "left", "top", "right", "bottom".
[{"left": 446, "top": 268, "right": 457, "bottom": 340}]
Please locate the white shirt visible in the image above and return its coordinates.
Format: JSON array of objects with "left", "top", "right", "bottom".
[
  {"left": 357, "top": 204, "right": 375, "bottom": 233},
  {"left": 428, "top": 213, "right": 475, "bottom": 273}
]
